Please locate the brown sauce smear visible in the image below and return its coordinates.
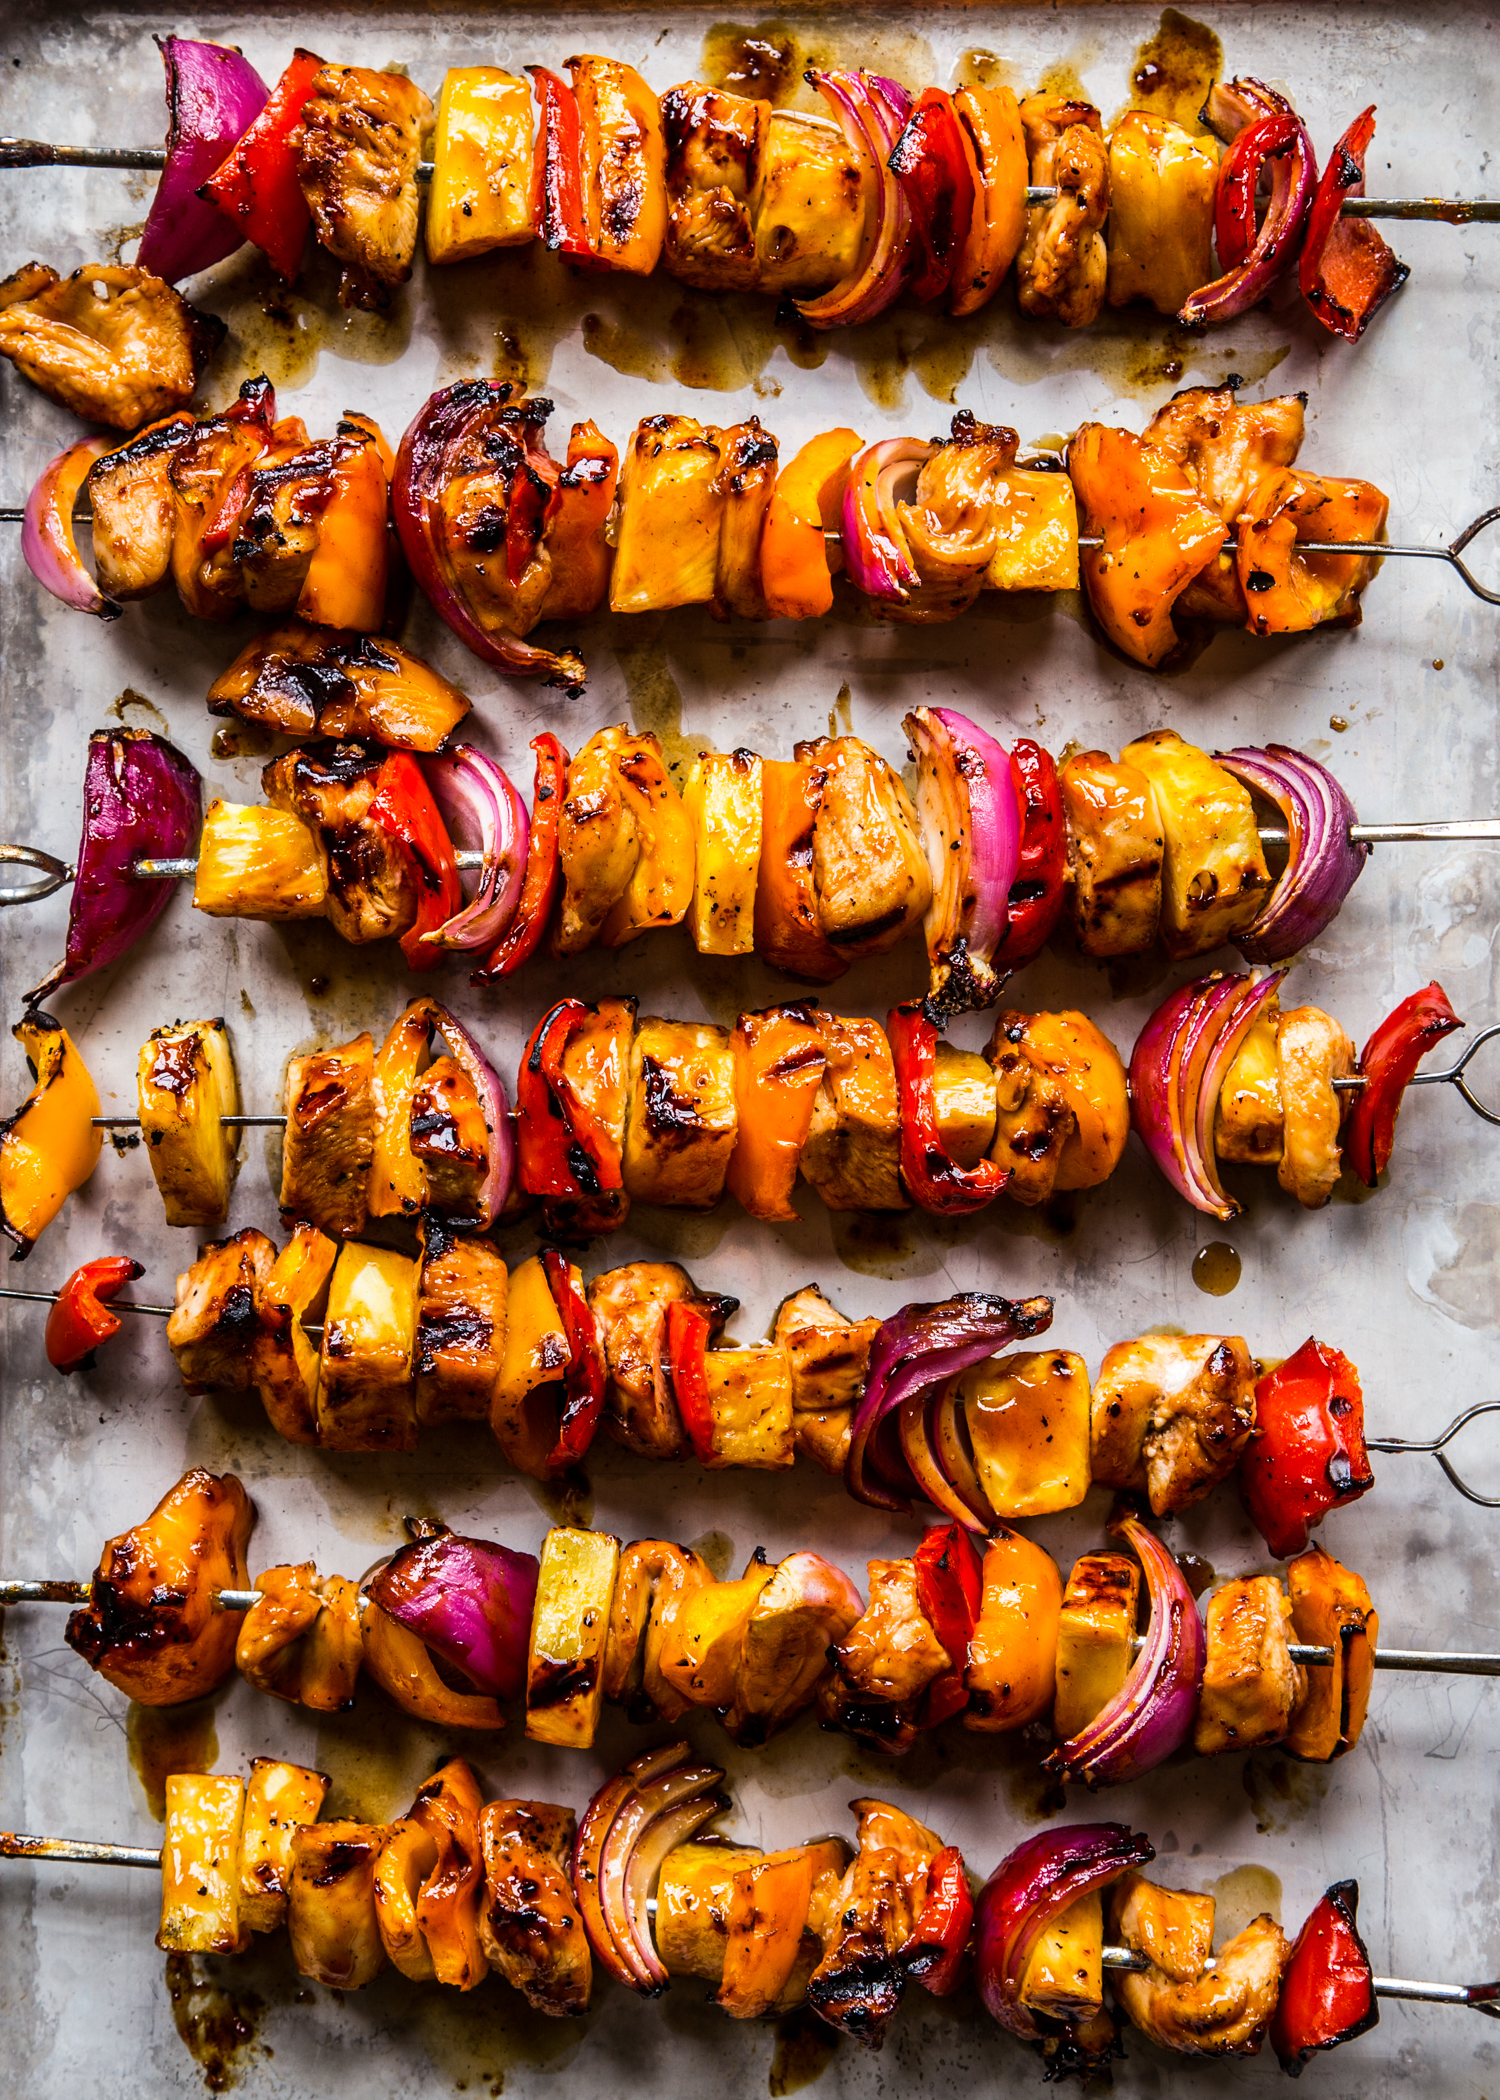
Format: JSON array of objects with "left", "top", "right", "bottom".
[
  {"left": 1128, "top": 9, "right": 1224, "bottom": 132},
  {"left": 164, "top": 1952, "right": 264, "bottom": 2093},
  {"left": 127, "top": 1700, "right": 218, "bottom": 1822}
]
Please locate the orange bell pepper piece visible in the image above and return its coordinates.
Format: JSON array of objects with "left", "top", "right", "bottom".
[
  {"left": 718, "top": 1848, "right": 816, "bottom": 2017},
  {"left": 538, "top": 419, "right": 619, "bottom": 622},
  {"left": 1285, "top": 1546, "right": 1378, "bottom": 1762},
  {"left": 295, "top": 423, "right": 391, "bottom": 632},
  {"left": 1069, "top": 423, "right": 1229, "bottom": 668},
  {"left": 724, "top": 1002, "right": 827, "bottom": 1222},
  {"left": 963, "top": 1523, "right": 1062, "bottom": 1733},
  {"left": 752, "top": 757, "right": 845, "bottom": 982},
  {"left": 1236, "top": 470, "right": 1388, "bottom": 637},
  {"left": 950, "top": 84, "right": 1028, "bottom": 317},
  {"left": 406, "top": 1759, "right": 490, "bottom": 1990},
  {"left": 760, "top": 427, "right": 861, "bottom": 621}
]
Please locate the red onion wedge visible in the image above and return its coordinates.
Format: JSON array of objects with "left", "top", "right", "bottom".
[
  {"left": 411, "top": 999, "right": 514, "bottom": 1228},
  {"left": 1129, "top": 969, "right": 1287, "bottom": 1219},
  {"left": 370, "top": 1530, "right": 538, "bottom": 1702},
  {"left": 846, "top": 1292, "right": 1053, "bottom": 1514},
  {"left": 1217, "top": 744, "right": 1369, "bottom": 962},
  {"left": 797, "top": 72, "right": 915, "bottom": 330},
  {"left": 904, "top": 706, "right": 1022, "bottom": 1021},
  {"left": 573, "top": 1744, "right": 725, "bottom": 1993},
  {"left": 1180, "top": 80, "right": 1316, "bottom": 327},
  {"left": 842, "top": 437, "right": 933, "bottom": 600},
  {"left": 899, "top": 1387, "right": 994, "bottom": 1531},
  {"left": 27, "top": 729, "right": 201, "bottom": 1008},
  {"left": 22, "top": 438, "right": 119, "bottom": 619},
  {"left": 975, "top": 1821, "right": 1156, "bottom": 2039},
  {"left": 1046, "top": 1515, "right": 1206, "bottom": 1788},
  {"left": 418, "top": 747, "right": 529, "bottom": 952},
  {"left": 393, "top": 383, "right": 586, "bottom": 692},
  {"left": 137, "top": 37, "right": 268, "bottom": 283}
]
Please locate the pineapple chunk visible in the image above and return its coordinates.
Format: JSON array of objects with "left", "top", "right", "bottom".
[
  {"left": 137, "top": 1018, "right": 242, "bottom": 1227},
  {"left": 317, "top": 1242, "right": 419, "bottom": 1451},
  {"left": 1019, "top": 1890, "right": 1104, "bottom": 2018},
  {"left": 961, "top": 1349, "right": 1092, "bottom": 1517},
  {"left": 984, "top": 467, "right": 1080, "bottom": 592},
  {"left": 193, "top": 798, "right": 327, "bottom": 920},
  {"left": 932, "top": 1043, "right": 998, "bottom": 1168},
  {"left": 240, "top": 1758, "right": 330, "bottom": 1934},
  {"left": 1119, "top": 730, "right": 1270, "bottom": 959},
  {"left": 158, "top": 1772, "right": 249, "bottom": 1954},
  {"left": 702, "top": 1346, "right": 795, "bottom": 1469},
  {"left": 683, "top": 750, "right": 764, "bottom": 954},
  {"left": 425, "top": 67, "right": 535, "bottom": 264},
  {"left": 526, "top": 1526, "right": 621, "bottom": 1748},
  {"left": 1053, "top": 1551, "right": 1141, "bottom": 1742}
]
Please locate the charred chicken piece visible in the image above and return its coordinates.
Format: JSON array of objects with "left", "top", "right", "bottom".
[
  {"left": 236, "top": 1561, "right": 364, "bottom": 1711},
  {"left": 0, "top": 261, "right": 223, "bottom": 429},
  {"left": 263, "top": 742, "right": 417, "bottom": 946},
  {"left": 168, "top": 1227, "right": 276, "bottom": 1392},
  {"left": 661, "top": 83, "right": 770, "bottom": 291},
  {"left": 1059, "top": 750, "right": 1165, "bottom": 959},
  {"left": 819, "top": 1559, "right": 952, "bottom": 1755},
  {"left": 233, "top": 436, "right": 346, "bottom": 612},
  {"left": 773, "top": 1284, "right": 880, "bottom": 1476},
  {"left": 1017, "top": 98, "right": 1109, "bottom": 328},
  {"left": 251, "top": 1222, "right": 337, "bottom": 1444},
  {"left": 1194, "top": 1576, "right": 1306, "bottom": 1756},
  {"left": 64, "top": 1468, "right": 253, "bottom": 1706},
  {"left": 408, "top": 1056, "right": 489, "bottom": 1220},
  {"left": 726, "top": 1551, "right": 862, "bottom": 1746},
  {"left": 1091, "top": 1334, "right": 1258, "bottom": 1516},
  {"left": 586, "top": 1260, "right": 735, "bottom": 1459},
  {"left": 85, "top": 412, "right": 195, "bottom": 599},
  {"left": 803, "top": 737, "right": 932, "bottom": 960},
  {"left": 280, "top": 1032, "right": 377, "bottom": 1238},
  {"left": 415, "top": 1215, "right": 509, "bottom": 1425},
  {"left": 801, "top": 1015, "right": 906, "bottom": 1212},
  {"left": 168, "top": 382, "right": 276, "bottom": 622},
  {"left": 603, "top": 1539, "right": 714, "bottom": 1723},
  {"left": 1111, "top": 1877, "right": 1290, "bottom": 2056},
  {"left": 1276, "top": 1005, "right": 1356, "bottom": 1210},
  {"left": 479, "top": 1801, "right": 592, "bottom": 2017},
  {"left": 807, "top": 1799, "right": 941, "bottom": 2049},
  {"left": 208, "top": 624, "right": 470, "bottom": 752},
  {"left": 1148, "top": 388, "right": 1305, "bottom": 626},
  {"left": 294, "top": 65, "right": 431, "bottom": 309}
]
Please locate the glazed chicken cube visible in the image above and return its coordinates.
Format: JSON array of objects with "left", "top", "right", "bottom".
[
  {"left": 819, "top": 1557, "right": 952, "bottom": 1754},
  {"left": 661, "top": 82, "right": 769, "bottom": 291},
  {"left": 1276, "top": 1005, "right": 1356, "bottom": 1210},
  {"left": 801, "top": 1015, "right": 906, "bottom": 1212},
  {"left": 1059, "top": 750, "right": 1165, "bottom": 958},
  {"left": 1194, "top": 1575, "right": 1306, "bottom": 1756},
  {"left": 1091, "top": 1334, "right": 1257, "bottom": 1516},
  {"left": 233, "top": 440, "right": 344, "bottom": 613},
  {"left": 1111, "top": 1879, "right": 1289, "bottom": 2057},
  {"left": 1147, "top": 388, "right": 1306, "bottom": 625},
  {"left": 621, "top": 1018, "right": 737, "bottom": 1209},
  {"left": 479, "top": 1802, "right": 592, "bottom": 2017},
  {"left": 85, "top": 413, "right": 195, "bottom": 599},
  {"left": 807, "top": 1800, "right": 941, "bottom": 2048},
  {"left": 774, "top": 1283, "right": 879, "bottom": 1476},
  {"left": 280, "top": 1033, "right": 377, "bottom": 1237},
  {"left": 262, "top": 742, "right": 417, "bottom": 946},
  {"left": 806, "top": 736, "right": 932, "bottom": 961},
  {"left": 415, "top": 1221, "right": 509, "bottom": 1425},
  {"left": 1017, "top": 99, "right": 1109, "bottom": 328},
  {"left": 408, "top": 1055, "right": 490, "bottom": 1220},
  {"left": 726, "top": 1550, "right": 863, "bottom": 1745},
  {"left": 0, "top": 261, "right": 222, "bottom": 429},
  {"left": 168, "top": 1228, "right": 276, "bottom": 1392},
  {"left": 207, "top": 623, "right": 470, "bottom": 751},
  {"left": 295, "top": 65, "right": 431, "bottom": 309},
  {"left": 587, "top": 1260, "right": 734, "bottom": 1458}
]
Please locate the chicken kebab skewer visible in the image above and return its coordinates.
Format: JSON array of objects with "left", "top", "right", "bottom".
[
  {"left": 0, "top": 1463, "right": 1490, "bottom": 1794},
  {"left": 3, "top": 1745, "right": 1494, "bottom": 2076},
  {"left": 0, "top": 36, "right": 1483, "bottom": 389}
]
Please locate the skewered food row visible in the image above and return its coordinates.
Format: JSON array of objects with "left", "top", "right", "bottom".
[
  {"left": 18, "top": 706, "right": 1431, "bottom": 1016},
  {"left": 46, "top": 1457, "right": 1380, "bottom": 1784},
  {"left": 2, "top": 37, "right": 1415, "bottom": 410},
  {"left": 6, "top": 1743, "right": 1449, "bottom": 2078},
  {"left": 24, "top": 378, "right": 1388, "bottom": 680}
]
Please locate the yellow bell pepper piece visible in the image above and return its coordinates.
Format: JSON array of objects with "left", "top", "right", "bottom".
[
  {"left": 0, "top": 1014, "right": 102, "bottom": 1254},
  {"left": 961, "top": 1348, "right": 1093, "bottom": 1518}
]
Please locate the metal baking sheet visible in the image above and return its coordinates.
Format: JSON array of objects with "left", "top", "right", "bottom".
[{"left": 2, "top": 3, "right": 1498, "bottom": 2094}]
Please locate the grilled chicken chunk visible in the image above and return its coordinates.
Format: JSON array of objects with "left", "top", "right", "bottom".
[
  {"left": 1276, "top": 1005, "right": 1355, "bottom": 1210},
  {"left": 807, "top": 1800, "right": 941, "bottom": 2049},
  {"left": 1111, "top": 1881, "right": 1289, "bottom": 2057},
  {"left": 236, "top": 1561, "right": 364, "bottom": 1711},
  {"left": 169, "top": 389, "right": 274, "bottom": 621},
  {"left": 263, "top": 742, "right": 417, "bottom": 945},
  {"left": 1216, "top": 1009, "right": 1284, "bottom": 1164},
  {"left": 622, "top": 1018, "right": 737, "bottom": 1208},
  {"left": 1194, "top": 1576, "right": 1306, "bottom": 1755},
  {"left": 168, "top": 1228, "right": 276, "bottom": 1392},
  {"left": 295, "top": 65, "right": 431, "bottom": 309},
  {"left": 801, "top": 1015, "right": 906, "bottom": 1212},
  {"left": 64, "top": 1469, "right": 253, "bottom": 1706},
  {"left": 727, "top": 1551, "right": 862, "bottom": 1746},
  {"left": 479, "top": 1802, "right": 592, "bottom": 2017},
  {"left": 1060, "top": 750, "right": 1165, "bottom": 958},
  {"left": 280, "top": 1032, "right": 377, "bottom": 1237},
  {"left": 208, "top": 624, "right": 469, "bottom": 751},
  {"left": 587, "top": 1260, "right": 735, "bottom": 1458},
  {"left": 1017, "top": 98, "right": 1109, "bottom": 328},
  {"left": 820, "top": 1559, "right": 952, "bottom": 1754},
  {"left": 1091, "top": 1334, "right": 1257, "bottom": 1516},
  {"left": 233, "top": 435, "right": 362, "bottom": 613},
  {"left": 1148, "top": 388, "right": 1306, "bottom": 625},
  {"left": 1113, "top": 1872, "right": 1216, "bottom": 1984},
  {"left": 661, "top": 83, "right": 769, "bottom": 291},
  {"left": 0, "top": 261, "right": 222, "bottom": 429},
  {"left": 556, "top": 727, "right": 642, "bottom": 953},
  {"left": 415, "top": 1218, "right": 509, "bottom": 1425},
  {"left": 85, "top": 413, "right": 195, "bottom": 599},
  {"left": 409, "top": 1056, "right": 489, "bottom": 1220},
  {"left": 805, "top": 737, "right": 932, "bottom": 960},
  {"left": 774, "top": 1284, "right": 880, "bottom": 1476},
  {"left": 603, "top": 1540, "right": 715, "bottom": 1723}
]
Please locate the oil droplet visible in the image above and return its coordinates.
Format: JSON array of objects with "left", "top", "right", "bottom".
[
  {"left": 128, "top": 1700, "right": 219, "bottom": 1822},
  {"left": 1192, "top": 1241, "right": 1241, "bottom": 1295},
  {"left": 164, "top": 1952, "right": 264, "bottom": 2094},
  {"left": 1433, "top": 658, "right": 1445, "bottom": 671},
  {"left": 701, "top": 22, "right": 801, "bottom": 104},
  {"left": 1128, "top": 10, "right": 1224, "bottom": 132},
  {"left": 1206, "top": 1862, "right": 1282, "bottom": 1944},
  {"left": 770, "top": 2005, "right": 840, "bottom": 2094}
]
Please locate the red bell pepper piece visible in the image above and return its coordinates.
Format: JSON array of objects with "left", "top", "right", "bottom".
[
  {"left": 665, "top": 1299, "right": 716, "bottom": 1465},
  {"left": 990, "top": 739, "right": 1067, "bottom": 974},
  {"left": 900, "top": 1845, "right": 974, "bottom": 1996},
  {"left": 527, "top": 67, "right": 594, "bottom": 261},
  {"left": 1343, "top": 981, "right": 1462, "bottom": 1186},
  {"left": 539, "top": 1248, "right": 606, "bottom": 1470},
  {"left": 515, "top": 998, "right": 626, "bottom": 1211},
  {"left": 913, "top": 1522, "right": 984, "bottom": 1727},
  {"left": 888, "top": 88, "right": 977, "bottom": 304},
  {"left": 1214, "top": 111, "right": 1305, "bottom": 270},
  {"left": 1271, "top": 1879, "right": 1379, "bottom": 2075},
  {"left": 477, "top": 734, "right": 568, "bottom": 981},
  {"left": 198, "top": 48, "right": 324, "bottom": 282},
  {"left": 889, "top": 1003, "right": 1011, "bottom": 1217},
  {"left": 1299, "top": 107, "right": 1408, "bottom": 342},
  {"left": 45, "top": 1256, "right": 144, "bottom": 1374},
  {"left": 367, "top": 751, "right": 462, "bottom": 972},
  {"left": 1240, "top": 1338, "right": 1374, "bottom": 1559}
]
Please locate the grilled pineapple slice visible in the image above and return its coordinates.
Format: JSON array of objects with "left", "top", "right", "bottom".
[
  {"left": 158, "top": 1773, "right": 250, "bottom": 1955},
  {"left": 609, "top": 415, "right": 725, "bottom": 613},
  {"left": 683, "top": 749, "right": 762, "bottom": 955},
  {"left": 702, "top": 1345, "right": 795, "bottom": 1469},
  {"left": 240, "top": 1759, "right": 331, "bottom": 1935},
  {"left": 426, "top": 66, "right": 535, "bottom": 264},
  {"left": 137, "top": 1018, "right": 242, "bottom": 1227},
  {"left": 1053, "top": 1551, "right": 1140, "bottom": 1742},
  {"left": 1120, "top": 729, "right": 1270, "bottom": 959},
  {"left": 526, "top": 1526, "right": 620, "bottom": 1748},
  {"left": 193, "top": 799, "right": 327, "bottom": 920},
  {"left": 622, "top": 1017, "right": 737, "bottom": 1208},
  {"left": 317, "top": 1241, "right": 419, "bottom": 1451}
]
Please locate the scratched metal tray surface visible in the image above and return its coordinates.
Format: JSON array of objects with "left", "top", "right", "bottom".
[{"left": 1, "top": 2, "right": 1498, "bottom": 2095}]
